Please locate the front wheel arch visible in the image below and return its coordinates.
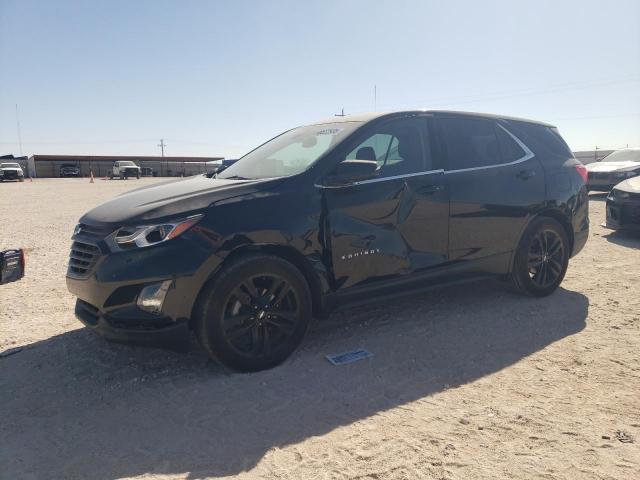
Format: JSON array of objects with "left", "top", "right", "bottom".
[{"left": 189, "top": 245, "right": 326, "bottom": 329}]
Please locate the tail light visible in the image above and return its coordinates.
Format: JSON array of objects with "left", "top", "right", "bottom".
[{"left": 574, "top": 163, "right": 588, "bottom": 184}]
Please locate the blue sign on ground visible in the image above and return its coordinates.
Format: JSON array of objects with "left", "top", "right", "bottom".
[{"left": 326, "top": 349, "right": 373, "bottom": 366}]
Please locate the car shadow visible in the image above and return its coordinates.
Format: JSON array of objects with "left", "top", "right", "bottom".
[
  {"left": 604, "top": 230, "right": 640, "bottom": 249},
  {"left": 1, "top": 282, "right": 588, "bottom": 479}
]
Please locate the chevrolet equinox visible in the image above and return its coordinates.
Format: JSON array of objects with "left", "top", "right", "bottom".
[{"left": 67, "top": 110, "right": 589, "bottom": 371}]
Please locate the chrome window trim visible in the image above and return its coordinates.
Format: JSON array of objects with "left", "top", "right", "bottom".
[
  {"left": 315, "top": 169, "right": 444, "bottom": 189},
  {"left": 444, "top": 124, "right": 535, "bottom": 174}
]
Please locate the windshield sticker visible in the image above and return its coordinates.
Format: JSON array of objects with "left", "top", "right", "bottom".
[{"left": 316, "top": 128, "right": 341, "bottom": 135}]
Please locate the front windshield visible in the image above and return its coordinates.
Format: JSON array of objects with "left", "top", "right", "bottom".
[
  {"left": 217, "top": 121, "right": 362, "bottom": 180},
  {"left": 120, "top": 161, "right": 136, "bottom": 166},
  {"left": 603, "top": 149, "right": 640, "bottom": 162},
  {"left": 1, "top": 163, "right": 20, "bottom": 168}
]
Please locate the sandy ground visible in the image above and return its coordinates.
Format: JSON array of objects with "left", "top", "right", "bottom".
[{"left": 0, "top": 178, "right": 638, "bottom": 480}]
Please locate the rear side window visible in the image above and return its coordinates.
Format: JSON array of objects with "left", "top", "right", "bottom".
[
  {"left": 506, "top": 121, "right": 573, "bottom": 159},
  {"left": 496, "top": 125, "right": 526, "bottom": 163},
  {"left": 439, "top": 117, "right": 501, "bottom": 170}
]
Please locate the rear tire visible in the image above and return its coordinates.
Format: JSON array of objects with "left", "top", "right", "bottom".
[
  {"left": 510, "top": 217, "right": 569, "bottom": 297},
  {"left": 195, "top": 254, "right": 312, "bottom": 372}
]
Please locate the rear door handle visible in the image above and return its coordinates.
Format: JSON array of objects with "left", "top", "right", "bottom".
[
  {"left": 417, "top": 184, "right": 444, "bottom": 195},
  {"left": 516, "top": 169, "right": 537, "bottom": 180}
]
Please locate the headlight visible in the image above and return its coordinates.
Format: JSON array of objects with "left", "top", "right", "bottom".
[
  {"left": 114, "top": 214, "right": 203, "bottom": 248},
  {"left": 614, "top": 171, "right": 636, "bottom": 178}
]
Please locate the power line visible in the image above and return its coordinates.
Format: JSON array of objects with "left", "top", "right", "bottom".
[{"left": 345, "top": 76, "right": 640, "bottom": 113}]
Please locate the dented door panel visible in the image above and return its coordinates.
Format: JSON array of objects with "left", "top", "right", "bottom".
[{"left": 323, "top": 171, "right": 448, "bottom": 290}]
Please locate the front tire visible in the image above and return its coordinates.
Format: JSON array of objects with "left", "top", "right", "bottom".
[
  {"left": 510, "top": 217, "right": 569, "bottom": 297},
  {"left": 195, "top": 254, "right": 312, "bottom": 372}
]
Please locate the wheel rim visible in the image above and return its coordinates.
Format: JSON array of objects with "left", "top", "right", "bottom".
[
  {"left": 221, "top": 274, "right": 299, "bottom": 357},
  {"left": 527, "top": 229, "right": 565, "bottom": 288}
]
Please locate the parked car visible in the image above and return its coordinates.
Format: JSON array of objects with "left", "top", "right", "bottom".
[
  {"left": 67, "top": 110, "right": 589, "bottom": 372},
  {"left": 60, "top": 164, "right": 81, "bottom": 177},
  {"left": 586, "top": 147, "right": 640, "bottom": 191},
  {"left": 109, "top": 160, "right": 141, "bottom": 180},
  {"left": 605, "top": 176, "right": 640, "bottom": 231},
  {"left": 140, "top": 166, "right": 154, "bottom": 177},
  {"left": 0, "top": 162, "right": 25, "bottom": 182}
]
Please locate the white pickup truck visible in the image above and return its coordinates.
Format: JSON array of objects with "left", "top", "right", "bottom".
[
  {"left": 109, "top": 161, "right": 141, "bottom": 180},
  {"left": 0, "top": 162, "right": 25, "bottom": 182}
]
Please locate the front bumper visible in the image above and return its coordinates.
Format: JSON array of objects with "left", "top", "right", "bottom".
[
  {"left": 0, "top": 172, "right": 23, "bottom": 180},
  {"left": 66, "top": 227, "right": 219, "bottom": 346},
  {"left": 588, "top": 173, "right": 636, "bottom": 191},
  {"left": 74, "top": 299, "right": 192, "bottom": 347},
  {"left": 605, "top": 197, "right": 640, "bottom": 231}
]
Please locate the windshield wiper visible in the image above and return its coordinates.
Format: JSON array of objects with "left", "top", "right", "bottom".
[{"left": 222, "top": 175, "right": 250, "bottom": 180}]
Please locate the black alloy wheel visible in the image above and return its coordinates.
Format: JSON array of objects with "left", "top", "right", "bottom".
[
  {"left": 511, "top": 217, "right": 569, "bottom": 297},
  {"left": 195, "top": 254, "right": 312, "bottom": 372},
  {"left": 222, "top": 274, "right": 300, "bottom": 357},
  {"left": 527, "top": 229, "right": 565, "bottom": 288}
]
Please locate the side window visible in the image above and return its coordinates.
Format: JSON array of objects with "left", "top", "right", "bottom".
[
  {"left": 440, "top": 117, "right": 501, "bottom": 170},
  {"left": 495, "top": 125, "right": 526, "bottom": 163},
  {"left": 114, "top": 162, "right": 119, "bottom": 168},
  {"left": 343, "top": 117, "right": 429, "bottom": 177}
]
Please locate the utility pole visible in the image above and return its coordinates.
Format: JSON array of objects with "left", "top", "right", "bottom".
[
  {"left": 15, "top": 104, "right": 23, "bottom": 155},
  {"left": 158, "top": 138, "right": 167, "bottom": 176},
  {"left": 374, "top": 85, "right": 377, "bottom": 111},
  {"left": 335, "top": 107, "right": 345, "bottom": 117},
  {"left": 158, "top": 138, "right": 166, "bottom": 157}
]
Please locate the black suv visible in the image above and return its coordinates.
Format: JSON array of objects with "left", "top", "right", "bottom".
[{"left": 67, "top": 110, "right": 589, "bottom": 371}]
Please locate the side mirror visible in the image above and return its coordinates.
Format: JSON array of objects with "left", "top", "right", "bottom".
[{"left": 326, "top": 160, "right": 378, "bottom": 186}]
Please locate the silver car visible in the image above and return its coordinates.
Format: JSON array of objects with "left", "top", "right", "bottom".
[{"left": 586, "top": 148, "right": 640, "bottom": 191}]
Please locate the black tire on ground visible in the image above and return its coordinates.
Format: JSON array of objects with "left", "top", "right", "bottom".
[
  {"left": 194, "top": 254, "right": 312, "bottom": 372},
  {"left": 510, "top": 217, "right": 570, "bottom": 297},
  {"left": 109, "top": 172, "right": 114, "bottom": 180}
]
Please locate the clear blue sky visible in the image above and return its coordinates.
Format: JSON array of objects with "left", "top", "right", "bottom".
[{"left": 1, "top": 0, "right": 639, "bottom": 158}]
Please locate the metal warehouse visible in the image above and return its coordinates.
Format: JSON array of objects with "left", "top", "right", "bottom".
[{"left": 25, "top": 155, "right": 224, "bottom": 178}]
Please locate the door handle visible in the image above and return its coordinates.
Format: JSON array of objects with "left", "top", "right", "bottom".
[
  {"left": 516, "top": 169, "right": 537, "bottom": 180},
  {"left": 418, "top": 184, "right": 444, "bottom": 195}
]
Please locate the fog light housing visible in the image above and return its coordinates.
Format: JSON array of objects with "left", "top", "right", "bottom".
[{"left": 136, "top": 280, "right": 172, "bottom": 314}]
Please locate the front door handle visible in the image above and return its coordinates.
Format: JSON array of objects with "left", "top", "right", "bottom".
[
  {"left": 417, "top": 184, "right": 444, "bottom": 195},
  {"left": 516, "top": 169, "right": 537, "bottom": 180}
]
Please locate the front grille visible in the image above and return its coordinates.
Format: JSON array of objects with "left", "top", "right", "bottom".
[
  {"left": 68, "top": 241, "right": 100, "bottom": 278},
  {"left": 588, "top": 172, "right": 609, "bottom": 180},
  {"left": 75, "top": 223, "right": 115, "bottom": 240},
  {"left": 609, "top": 203, "right": 640, "bottom": 226},
  {"left": 625, "top": 205, "right": 640, "bottom": 223}
]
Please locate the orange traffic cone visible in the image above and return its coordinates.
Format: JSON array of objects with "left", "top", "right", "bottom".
[{"left": 90, "top": 170, "right": 95, "bottom": 183}]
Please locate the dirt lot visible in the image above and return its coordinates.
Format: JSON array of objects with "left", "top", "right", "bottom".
[{"left": 1, "top": 178, "right": 639, "bottom": 480}]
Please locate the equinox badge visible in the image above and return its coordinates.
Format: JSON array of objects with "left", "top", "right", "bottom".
[{"left": 341, "top": 248, "right": 380, "bottom": 261}]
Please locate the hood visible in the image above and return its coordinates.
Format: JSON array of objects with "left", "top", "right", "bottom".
[
  {"left": 586, "top": 161, "right": 640, "bottom": 173},
  {"left": 0, "top": 167, "right": 23, "bottom": 171},
  {"left": 80, "top": 175, "right": 280, "bottom": 225},
  {"left": 613, "top": 175, "right": 640, "bottom": 194}
]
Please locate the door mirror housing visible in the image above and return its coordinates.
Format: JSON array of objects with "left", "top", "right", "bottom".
[{"left": 325, "top": 160, "right": 378, "bottom": 186}]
